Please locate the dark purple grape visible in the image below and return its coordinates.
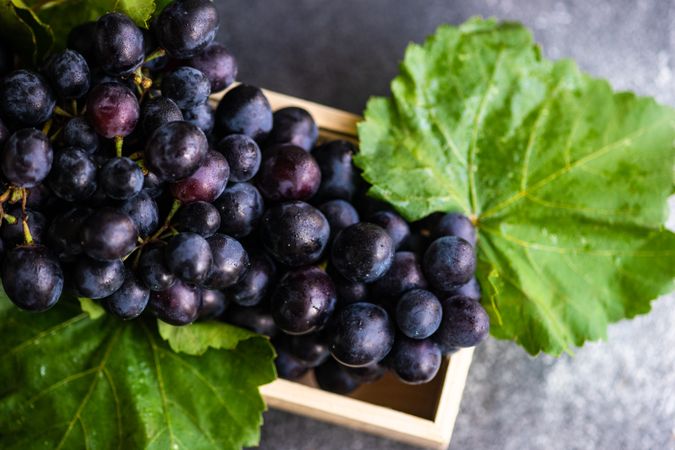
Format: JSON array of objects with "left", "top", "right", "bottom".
[
  {"left": 48, "top": 147, "right": 97, "bottom": 201},
  {"left": 144, "top": 121, "right": 208, "bottom": 182},
  {"left": 2, "top": 208, "right": 47, "bottom": 246},
  {"left": 45, "top": 49, "right": 90, "bottom": 99},
  {"left": 257, "top": 144, "right": 321, "bottom": 201},
  {"left": 198, "top": 288, "right": 228, "bottom": 320},
  {"left": 448, "top": 276, "right": 481, "bottom": 301},
  {"left": 142, "top": 172, "right": 164, "bottom": 198},
  {"left": 327, "top": 266, "right": 368, "bottom": 305},
  {"left": 186, "top": 42, "right": 237, "bottom": 92},
  {"left": 312, "top": 140, "right": 358, "bottom": 201},
  {"left": 1, "top": 245, "right": 63, "bottom": 311},
  {"left": 315, "top": 359, "right": 360, "bottom": 394},
  {"left": 396, "top": 289, "right": 442, "bottom": 339},
  {"left": 24, "top": 184, "right": 55, "bottom": 211},
  {"left": 227, "top": 305, "right": 277, "bottom": 337},
  {"left": 368, "top": 210, "right": 410, "bottom": 250},
  {"left": 118, "top": 191, "right": 160, "bottom": 238},
  {"left": 164, "top": 232, "right": 213, "bottom": 284},
  {"left": 225, "top": 252, "right": 275, "bottom": 306},
  {"left": 174, "top": 201, "right": 220, "bottom": 237},
  {"left": 432, "top": 212, "right": 476, "bottom": 246},
  {"left": 371, "top": 251, "right": 427, "bottom": 299},
  {"left": 214, "top": 84, "right": 272, "bottom": 140},
  {"left": 80, "top": 207, "right": 138, "bottom": 261},
  {"left": 73, "top": 256, "right": 125, "bottom": 299},
  {"left": 150, "top": 279, "right": 202, "bottom": 326},
  {"left": 329, "top": 302, "right": 395, "bottom": 367},
  {"left": 141, "top": 97, "right": 183, "bottom": 135},
  {"left": 275, "top": 348, "right": 309, "bottom": 381},
  {"left": 67, "top": 21, "right": 97, "bottom": 63},
  {"left": 86, "top": 82, "right": 140, "bottom": 138},
  {"left": 99, "top": 157, "right": 143, "bottom": 200},
  {"left": 346, "top": 363, "right": 386, "bottom": 384},
  {"left": 423, "top": 236, "right": 475, "bottom": 293},
  {"left": 287, "top": 333, "right": 330, "bottom": 367},
  {"left": 2, "top": 128, "right": 53, "bottom": 187},
  {"left": 271, "top": 266, "right": 337, "bottom": 335},
  {"left": 95, "top": 12, "right": 145, "bottom": 76},
  {"left": 331, "top": 223, "right": 394, "bottom": 283},
  {"left": 182, "top": 102, "right": 214, "bottom": 134},
  {"left": 155, "top": 0, "right": 219, "bottom": 59},
  {"left": 213, "top": 182, "right": 264, "bottom": 238},
  {"left": 162, "top": 66, "right": 210, "bottom": 109},
  {"left": 0, "top": 70, "right": 55, "bottom": 127},
  {"left": 319, "top": 199, "right": 359, "bottom": 241},
  {"left": 169, "top": 150, "right": 229, "bottom": 202},
  {"left": 434, "top": 296, "right": 489, "bottom": 348},
  {"left": 63, "top": 118, "right": 99, "bottom": 154},
  {"left": 47, "top": 207, "right": 92, "bottom": 260},
  {"left": 261, "top": 201, "right": 329, "bottom": 267},
  {"left": 390, "top": 337, "right": 442, "bottom": 385},
  {"left": 268, "top": 107, "right": 318, "bottom": 151},
  {"left": 216, "top": 134, "right": 261, "bottom": 182},
  {"left": 102, "top": 271, "right": 150, "bottom": 319},
  {"left": 138, "top": 246, "right": 176, "bottom": 291},
  {"left": 204, "top": 233, "right": 249, "bottom": 289}
]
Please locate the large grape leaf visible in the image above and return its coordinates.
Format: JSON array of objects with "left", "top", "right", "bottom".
[
  {"left": 0, "top": 291, "right": 276, "bottom": 449},
  {"left": 356, "top": 18, "right": 675, "bottom": 355},
  {"left": 0, "top": 0, "right": 54, "bottom": 62}
]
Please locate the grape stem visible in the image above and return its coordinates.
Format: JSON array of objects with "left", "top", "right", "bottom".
[
  {"left": 20, "top": 188, "right": 33, "bottom": 245},
  {"left": 42, "top": 119, "right": 53, "bottom": 136},
  {"left": 114, "top": 136, "right": 124, "bottom": 158},
  {"left": 53, "top": 106, "right": 73, "bottom": 118},
  {"left": 71, "top": 99, "right": 78, "bottom": 116},
  {"left": 128, "top": 199, "right": 182, "bottom": 269},
  {"left": 144, "top": 48, "right": 166, "bottom": 64}
]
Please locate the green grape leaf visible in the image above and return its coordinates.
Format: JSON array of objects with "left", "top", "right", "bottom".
[
  {"left": 0, "top": 290, "right": 276, "bottom": 450},
  {"left": 158, "top": 320, "right": 267, "bottom": 356},
  {"left": 356, "top": 18, "right": 675, "bottom": 355},
  {"left": 0, "top": 0, "right": 54, "bottom": 62}
]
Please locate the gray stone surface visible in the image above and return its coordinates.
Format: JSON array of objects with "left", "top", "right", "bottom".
[{"left": 216, "top": 1, "right": 675, "bottom": 449}]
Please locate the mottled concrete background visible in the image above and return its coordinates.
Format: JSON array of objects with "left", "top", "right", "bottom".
[{"left": 215, "top": 1, "right": 675, "bottom": 449}]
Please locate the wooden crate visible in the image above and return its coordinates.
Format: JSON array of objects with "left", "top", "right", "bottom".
[{"left": 212, "top": 88, "right": 475, "bottom": 450}]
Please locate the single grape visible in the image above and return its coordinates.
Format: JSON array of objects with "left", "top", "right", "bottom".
[
  {"left": 47, "top": 207, "right": 92, "bottom": 260},
  {"left": 314, "top": 359, "right": 360, "bottom": 394},
  {"left": 257, "top": 144, "right": 321, "bottom": 201},
  {"left": 434, "top": 296, "right": 489, "bottom": 348},
  {"left": 390, "top": 337, "right": 442, "bottom": 385},
  {"left": 155, "top": 0, "right": 219, "bottom": 59},
  {"left": 368, "top": 210, "right": 410, "bottom": 250},
  {"left": 0, "top": 70, "right": 55, "bottom": 127},
  {"left": 99, "top": 157, "right": 144, "bottom": 200},
  {"left": 48, "top": 147, "right": 97, "bottom": 201},
  {"left": 275, "top": 348, "right": 309, "bottom": 381},
  {"left": 225, "top": 252, "right": 275, "bottom": 307},
  {"left": 67, "top": 21, "right": 97, "bottom": 63},
  {"left": 346, "top": 363, "right": 386, "bottom": 384},
  {"left": 214, "top": 84, "right": 272, "bottom": 140},
  {"left": 45, "top": 49, "right": 90, "bottom": 99},
  {"left": 164, "top": 232, "right": 213, "bottom": 284},
  {"left": 331, "top": 223, "right": 394, "bottom": 283},
  {"left": 182, "top": 102, "right": 215, "bottom": 134},
  {"left": 63, "top": 118, "right": 99, "bottom": 154},
  {"left": 227, "top": 305, "right": 277, "bottom": 337},
  {"left": 2, "top": 128, "right": 53, "bottom": 187},
  {"left": 312, "top": 140, "right": 358, "bottom": 201},
  {"left": 268, "top": 107, "right": 318, "bottom": 151},
  {"left": 162, "top": 66, "right": 211, "bottom": 109},
  {"left": 150, "top": 279, "right": 202, "bottom": 326},
  {"left": 213, "top": 182, "right": 264, "bottom": 238},
  {"left": 287, "top": 333, "right": 330, "bottom": 367},
  {"left": 1, "top": 208, "right": 47, "bottom": 246},
  {"left": 141, "top": 96, "right": 183, "bottom": 136},
  {"left": 24, "top": 184, "right": 55, "bottom": 211},
  {"left": 118, "top": 191, "right": 160, "bottom": 238},
  {"left": 432, "top": 212, "right": 477, "bottom": 246},
  {"left": 169, "top": 150, "right": 229, "bottom": 203},
  {"left": 138, "top": 246, "right": 176, "bottom": 291},
  {"left": 80, "top": 207, "right": 139, "bottom": 261},
  {"left": 86, "top": 82, "right": 140, "bottom": 138},
  {"left": 186, "top": 42, "right": 237, "bottom": 92},
  {"left": 1, "top": 245, "right": 63, "bottom": 311},
  {"left": 198, "top": 288, "right": 228, "bottom": 320},
  {"left": 216, "top": 134, "right": 261, "bottom": 182},
  {"left": 371, "top": 251, "right": 427, "bottom": 299},
  {"left": 142, "top": 172, "right": 164, "bottom": 198},
  {"left": 327, "top": 266, "right": 368, "bottom": 305},
  {"left": 102, "top": 270, "right": 150, "bottom": 320},
  {"left": 396, "top": 289, "right": 442, "bottom": 339},
  {"left": 448, "top": 276, "right": 481, "bottom": 301},
  {"left": 261, "top": 201, "right": 329, "bottom": 267},
  {"left": 205, "top": 234, "right": 249, "bottom": 289},
  {"left": 329, "top": 302, "right": 395, "bottom": 367},
  {"left": 423, "top": 236, "right": 475, "bottom": 293},
  {"left": 95, "top": 12, "right": 145, "bottom": 76},
  {"left": 174, "top": 201, "right": 221, "bottom": 237},
  {"left": 144, "top": 121, "right": 208, "bottom": 182},
  {"left": 319, "top": 199, "right": 359, "bottom": 241},
  {"left": 74, "top": 256, "right": 125, "bottom": 299},
  {"left": 271, "top": 266, "right": 337, "bottom": 335}
]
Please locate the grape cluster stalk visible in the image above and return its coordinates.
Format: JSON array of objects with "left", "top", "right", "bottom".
[{"left": 0, "top": 0, "right": 488, "bottom": 392}]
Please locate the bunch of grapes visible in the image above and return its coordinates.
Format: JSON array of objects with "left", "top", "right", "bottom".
[{"left": 0, "top": 0, "right": 488, "bottom": 392}]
